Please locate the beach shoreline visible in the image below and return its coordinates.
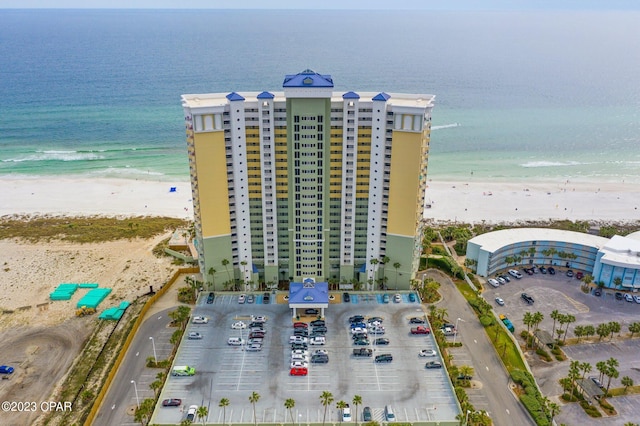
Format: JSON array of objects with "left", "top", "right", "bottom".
[{"left": 2, "top": 176, "right": 640, "bottom": 225}]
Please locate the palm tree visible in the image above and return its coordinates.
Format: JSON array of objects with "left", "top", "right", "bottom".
[
  {"left": 608, "top": 321, "right": 621, "bottom": 340},
  {"left": 548, "top": 402, "right": 560, "bottom": 423},
  {"left": 393, "top": 262, "right": 401, "bottom": 289},
  {"left": 629, "top": 322, "right": 640, "bottom": 338},
  {"left": 459, "top": 365, "right": 475, "bottom": 383},
  {"left": 562, "top": 314, "right": 575, "bottom": 343},
  {"left": 319, "top": 391, "right": 334, "bottom": 426},
  {"left": 284, "top": 398, "right": 296, "bottom": 426},
  {"left": 550, "top": 309, "right": 560, "bottom": 337},
  {"left": 208, "top": 267, "right": 216, "bottom": 289},
  {"left": 580, "top": 361, "right": 592, "bottom": 380},
  {"left": 622, "top": 376, "right": 634, "bottom": 393},
  {"left": 196, "top": 405, "right": 209, "bottom": 426},
  {"left": 596, "top": 361, "right": 607, "bottom": 383},
  {"left": 219, "top": 398, "right": 230, "bottom": 425},
  {"left": 336, "top": 401, "right": 347, "bottom": 423},
  {"left": 249, "top": 391, "right": 261, "bottom": 426},
  {"left": 222, "top": 258, "right": 232, "bottom": 283},
  {"left": 597, "top": 322, "right": 611, "bottom": 341},
  {"left": 352, "top": 395, "right": 362, "bottom": 425},
  {"left": 532, "top": 311, "right": 544, "bottom": 331},
  {"left": 523, "top": 312, "right": 534, "bottom": 336}
]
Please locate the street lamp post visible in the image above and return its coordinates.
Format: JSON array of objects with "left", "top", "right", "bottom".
[
  {"left": 298, "top": 413, "right": 302, "bottom": 426},
  {"left": 464, "top": 409, "right": 471, "bottom": 425},
  {"left": 453, "top": 317, "right": 465, "bottom": 346},
  {"left": 130, "top": 380, "right": 140, "bottom": 409},
  {"left": 149, "top": 336, "right": 157, "bottom": 365}
]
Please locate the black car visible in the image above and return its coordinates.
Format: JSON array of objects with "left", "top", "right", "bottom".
[
  {"left": 293, "top": 329, "right": 309, "bottom": 337},
  {"left": 362, "top": 406, "right": 372, "bottom": 422},
  {"left": 343, "top": 292, "right": 350, "bottom": 303},
  {"left": 249, "top": 322, "right": 263, "bottom": 328},
  {"left": 310, "top": 319, "right": 325, "bottom": 327},
  {"left": 311, "top": 354, "right": 329, "bottom": 364},
  {"left": 375, "top": 338, "right": 390, "bottom": 345},
  {"left": 353, "top": 339, "right": 370, "bottom": 346},
  {"left": 263, "top": 292, "right": 270, "bottom": 304},
  {"left": 425, "top": 361, "right": 442, "bottom": 369},
  {"left": 368, "top": 317, "right": 383, "bottom": 324},
  {"left": 457, "top": 374, "right": 473, "bottom": 381},
  {"left": 291, "top": 343, "right": 308, "bottom": 350},
  {"left": 352, "top": 332, "right": 368, "bottom": 340},
  {"left": 162, "top": 398, "right": 182, "bottom": 407},
  {"left": 349, "top": 315, "right": 365, "bottom": 323},
  {"left": 615, "top": 292, "right": 624, "bottom": 300},
  {"left": 548, "top": 267, "right": 556, "bottom": 275},
  {"left": 305, "top": 308, "right": 319, "bottom": 315},
  {"left": 521, "top": 293, "right": 534, "bottom": 305},
  {"left": 409, "top": 317, "right": 425, "bottom": 324},
  {"left": 375, "top": 354, "right": 393, "bottom": 363},
  {"left": 539, "top": 266, "right": 547, "bottom": 274},
  {"left": 594, "top": 288, "right": 602, "bottom": 297},
  {"left": 312, "top": 326, "right": 328, "bottom": 333},
  {"left": 206, "top": 292, "right": 215, "bottom": 304},
  {"left": 499, "top": 274, "right": 511, "bottom": 282}
]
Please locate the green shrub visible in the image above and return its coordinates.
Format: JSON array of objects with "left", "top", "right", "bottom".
[{"left": 479, "top": 314, "right": 494, "bottom": 326}]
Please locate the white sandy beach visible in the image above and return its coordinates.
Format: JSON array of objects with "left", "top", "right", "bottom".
[{"left": 2, "top": 176, "right": 640, "bottom": 224}]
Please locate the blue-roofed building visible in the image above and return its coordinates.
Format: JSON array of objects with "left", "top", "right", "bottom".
[
  {"left": 288, "top": 278, "right": 329, "bottom": 317},
  {"left": 182, "top": 71, "right": 435, "bottom": 291}
]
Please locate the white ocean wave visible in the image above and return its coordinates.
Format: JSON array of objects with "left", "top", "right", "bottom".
[
  {"left": 520, "top": 161, "right": 583, "bottom": 168},
  {"left": 89, "top": 167, "right": 165, "bottom": 176},
  {"left": 431, "top": 123, "right": 460, "bottom": 130},
  {"left": 2, "top": 152, "right": 104, "bottom": 162}
]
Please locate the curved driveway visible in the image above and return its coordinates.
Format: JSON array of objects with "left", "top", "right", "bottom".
[{"left": 422, "top": 269, "right": 534, "bottom": 426}]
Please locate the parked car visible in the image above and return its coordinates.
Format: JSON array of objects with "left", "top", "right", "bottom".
[
  {"left": 313, "top": 349, "right": 328, "bottom": 356},
  {"left": 309, "top": 336, "right": 326, "bottom": 345},
  {"left": 539, "top": 266, "right": 547, "bottom": 274},
  {"left": 0, "top": 365, "right": 15, "bottom": 375},
  {"left": 576, "top": 271, "right": 584, "bottom": 280},
  {"left": 251, "top": 315, "right": 267, "bottom": 323},
  {"left": 487, "top": 278, "right": 500, "bottom": 288},
  {"left": 367, "top": 317, "right": 383, "bottom": 324},
  {"left": 206, "top": 292, "right": 215, "bottom": 304},
  {"left": 547, "top": 267, "right": 556, "bottom": 275},
  {"left": 375, "top": 354, "right": 393, "bottom": 363},
  {"left": 352, "top": 332, "right": 368, "bottom": 341},
  {"left": 162, "top": 398, "right": 182, "bottom": 407},
  {"left": 310, "top": 319, "right": 326, "bottom": 327},
  {"left": 521, "top": 293, "right": 534, "bottom": 305},
  {"left": 590, "top": 376, "right": 604, "bottom": 389},
  {"left": 615, "top": 292, "right": 624, "bottom": 300},
  {"left": 312, "top": 326, "right": 328, "bottom": 333},
  {"left": 263, "top": 292, "right": 270, "bottom": 304},
  {"left": 293, "top": 322, "right": 308, "bottom": 329},
  {"left": 508, "top": 269, "right": 523, "bottom": 279},
  {"left": 409, "top": 317, "right": 426, "bottom": 324},
  {"left": 247, "top": 294, "right": 255, "bottom": 303},
  {"left": 343, "top": 292, "right": 351, "bottom": 303},
  {"left": 369, "top": 327, "right": 385, "bottom": 335},
  {"left": 231, "top": 321, "right": 246, "bottom": 329},
  {"left": 192, "top": 316, "right": 209, "bottom": 324},
  {"left": 249, "top": 331, "right": 265, "bottom": 339},
  {"left": 419, "top": 349, "right": 437, "bottom": 357},
  {"left": 349, "top": 315, "right": 365, "bottom": 323},
  {"left": 245, "top": 343, "right": 262, "bottom": 352},
  {"left": 351, "top": 327, "right": 367, "bottom": 335},
  {"left": 393, "top": 293, "right": 402, "bottom": 303},
  {"left": 375, "top": 338, "right": 390, "bottom": 345},
  {"left": 523, "top": 267, "right": 534, "bottom": 275},
  {"left": 495, "top": 297, "right": 505, "bottom": 306},
  {"left": 186, "top": 405, "right": 198, "bottom": 422},
  {"left": 566, "top": 269, "right": 574, "bottom": 277},
  {"left": 228, "top": 337, "right": 245, "bottom": 346},
  {"left": 625, "top": 293, "right": 634, "bottom": 302},
  {"left": 353, "top": 338, "right": 370, "bottom": 346},
  {"left": 458, "top": 374, "right": 473, "bottom": 381},
  {"left": 382, "top": 294, "right": 390, "bottom": 303},
  {"left": 305, "top": 308, "right": 319, "bottom": 315},
  {"left": 187, "top": 332, "right": 202, "bottom": 340},
  {"left": 289, "top": 336, "right": 308, "bottom": 344},
  {"left": 291, "top": 343, "right": 308, "bottom": 350},
  {"left": 633, "top": 295, "right": 640, "bottom": 304},
  {"left": 425, "top": 361, "right": 443, "bottom": 369},
  {"left": 311, "top": 354, "right": 329, "bottom": 363},
  {"left": 353, "top": 348, "right": 373, "bottom": 357},
  {"left": 362, "top": 407, "right": 372, "bottom": 422},
  {"left": 499, "top": 274, "right": 511, "bottom": 282},
  {"left": 594, "top": 288, "right": 602, "bottom": 297},
  {"left": 290, "top": 360, "right": 308, "bottom": 368},
  {"left": 411, "top": 326, "right": 431, "bottom": 335},
  {"left": 408, "top": 293, "right": 417, "bottom": 302},
  {"left": 238, "top": 294, "right": 246, "bottom": 304},
  {"left": 291, "top": 349, "right": 309, "bottom": 357},
  {"left": 293, "top": 329, "right": 308, "bottom": 337},
  {"left": 290, "top": 367, "right": 308, "bottom": 376},
  {"left": 496, "top": 276, "right": 506, "bottom": 285}
]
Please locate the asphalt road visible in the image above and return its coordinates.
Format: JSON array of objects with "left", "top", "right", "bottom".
[
  {"left": 422, "top": 270, "right": 535, "bottom": 426},
  {"left": 92, "top": 307, "right": 174, "bottom": 426}
]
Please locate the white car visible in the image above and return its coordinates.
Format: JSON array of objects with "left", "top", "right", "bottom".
[
  {"left": 291, "top": 349, "right": 309, "bottom": 357},
  {"left": 313, "top": 349, "right": 328, "bottom": 356},
  {"left": 419, "top": 349, "right": 437, "bottom": 357},
  {"left": 496, "top": 276, "right": 506, "bottom": 285},
  {"left": 231, "top": 321, "right": 247, "bottom": 329},
  {"left": 369, "top": 327, "right": 386, "bottom": 335},
  {"left": 625, "top": 293, "right": 634, "bottom": 302},
  {"left": 508, "top": 269, "right": 523, "bottom": 279},
  {"left": 634, "top": 295, "right": 640, "bottom": 304},
  {"left": 187, "top": 332, "right": 202, "bottom": 340},
  {"left": 351, "top": 327, "right": 367, "bottom": 335},
  {"left": 238, "top": 294, "right": 246, "bottom": 304},
  {"left": 368, "top": 320, "right": 383, "bottom": 327},
  {"left": 228, "top": 337, "right": 245, "bottom": 346},
  {"left": 289, "top": 336, "right": 308, "bottom": 344},
  {"left": 495, "top": 297, "right": 505, "bottom": 306},
  {"left": 393, "top": 294, "right": 402, "bottom": 303},
  {"left": 251, "top": 315, "right": 267, "bottom": 323},
  {"left": 186, "top": 405, "right": 198, "bottom": 422},
  {"left": 290, "top": 360, "right": 308, "bottom": 368},
  {"left": 245, "top": 343, "right": 262, "bottom": 352},
  {"left": 192, "top": 316, "right": 209, "bottom": 324},
  {"left": 487, "top": 278, "right": 500, "bottom": 288},
  {"left": 291, "top": 354, "right": 309, "bottom": 362},
  {"left": 309, "top": 336, "right": 326, "bottom": 345}
]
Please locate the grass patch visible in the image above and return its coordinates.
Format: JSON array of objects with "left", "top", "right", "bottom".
[
  {"left": 579, "top": 400, "right": 602, "bottom": 417},
  {"left": 0, "top": 215, "right": 189, "bottom": 243},
  {"left": 608, "top": 384, "right": 640, "bottom": 396},
  {"left": 598, "top": 398, "right": 616, "bottom": 415}
]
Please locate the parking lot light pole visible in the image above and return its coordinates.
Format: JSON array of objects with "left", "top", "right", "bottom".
[
  {"left": 464, "top": 409, "right": 471, "bottom": 425},
  {"left": 149, "top": 336, "right": 157, "bottom": 365},
  {"left": 130, "top": 380, "right": 140, "bottom": 409},
  {"left": 453, "top": 317, "right": 465, "bottom": 346},
  {"left": 298, "top": 413, "right": 302, "bottom": 426}
]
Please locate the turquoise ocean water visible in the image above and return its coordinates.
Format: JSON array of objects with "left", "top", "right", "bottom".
[{"left": 1, "top": 9, "right": 639, "bottom": 183}]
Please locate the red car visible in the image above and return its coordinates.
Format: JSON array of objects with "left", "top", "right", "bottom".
[
  {"left": 293, "top": 322, "right": 308, "bottom": 328},
  {"left": 411, "top": 326, "right": 431, "bottom": 335},
  {"left": 290, "top": 367, "right": 308, "bottom": 376},
  {"left": 162, "top": 398, "right": 182, "bottom": 407}
]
